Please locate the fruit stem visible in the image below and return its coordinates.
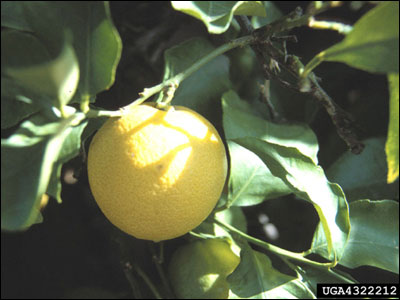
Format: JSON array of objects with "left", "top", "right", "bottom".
[
  {"left": 149, "top": 242, "right": 175, "bottom": 299},
  {"left": 132, "top": 262, "right": 163, "bottom": 299},
  {"left": 123, "top": 35, "right": 255, "bottom": 110},
  {"left": 214, "top": 218, "right": 336, "bottom": 270}
]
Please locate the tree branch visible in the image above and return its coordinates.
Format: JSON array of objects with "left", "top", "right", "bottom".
[{"left": 236, "top": 8, "right": 364, "bottom": 154}]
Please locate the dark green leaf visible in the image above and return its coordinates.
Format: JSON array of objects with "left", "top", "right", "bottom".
[
  {"left": 1, "top": 77, "right": 41, "bottom": 129},
  {"left": 327, "top": 138, "right": 399, "bottom": 201},
  {"left": 251, "top": 1, "right": 283, "bottom": 29},
  {"left": 47, "top": 120, "right": 88, "bottom": 203},
  {"left": 296, "top": 264, "right": 357, "bottom": 295},
  {"left": 262, "top": 277, "right": 315, "bottom": 299},
  {"left": 339, "top": 199, "right": 399, "bottom": 274},
  {"left": 1, "top": 111, "right": 84, "bottom": 230},
  {"left": 386, "top": 73, "right": 399, "bottom": 183},
  {"left": 162, "top": 37, "right": 231, "bottom": 118},
  {"left": 304, "top": 2, "right": 399, "bottom": 75},
  {"left": 1, "top": 1, "right": 32, "bottom": 31},
  {"left": 171, "top": 1, "right": 266, "bottom": 34}
]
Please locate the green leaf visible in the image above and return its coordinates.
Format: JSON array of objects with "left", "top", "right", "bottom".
[
  {"left": 222, "top": 90, "right": 322, "bottom": 206},
  {"left": 194, "top": 206, "right": 248, "bottom": 240},
  {"left": 47, "top": 120, "right": 88, "bottom": 203},
  {"left": 296, "top": 265, "right": 357, "bottom": 295},
  {"left": 171, "top": 1, "right": 266, "bottom": 34},
  {"left": 386, "top": 73, "right": 399, "bottom": 183},
  {"left": 162, "top": 37, "right": 231, "bottom": 118},
  {"left": 227, "top": 140, "right": 291, "bottom": 206},
  {"left": 168, "top": 238, "right": 240, "bottom": 299},
  {"left": 215, "top": 206, "right": 248, "bottom": 234},
  {"left": 1, "top": 111, "right": 84, "bottom": 231},
  {"left": 251, "top": 1, "right": 283, "bottom": 29},
  {"left": 21, "top": 1, "right": 122, "bottom": 104},
  {"left": 1, "top": 2, "right": 32, "bottom": 32},
  {"left": 327, "top": 138, "right": 399, "bottom": 201},
  {"left": 3, "top": 30, "right": 79, "bottom": 108},
  {"left": 338, "top": 199, "right": 399, "bottom": 274},
  {"left": 228, "top": 243, "right": 296, "bottom": 298},
  {"left": 303, "top": 2, "right": 399, "bottom": 75},
  {"left": 233, "top": 137, "right": 350, "bottom": 260},
  {"left": 222, "top": 90, "right": 319, "bottom": 163},
  {"left": 262, "top": 277, "right": 316, "bottom": 299},
  {"left": 1, "top": 77, "right": 41, "bottom": 129}
]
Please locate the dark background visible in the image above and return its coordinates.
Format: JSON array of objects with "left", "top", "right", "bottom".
[{"left": 2, "top": 2, "right": 398, "bottom": 298}]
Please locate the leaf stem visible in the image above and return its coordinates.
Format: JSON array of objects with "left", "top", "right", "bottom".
[
  {"left": 123, "top": 35, "right": 255, "bottom": 110},
  {"left": 214, "top": 218, "right": 336, "bottom": 270}
]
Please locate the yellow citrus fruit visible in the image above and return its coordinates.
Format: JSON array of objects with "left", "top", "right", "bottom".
[
  {"left": 87, "top": 103, "right": 227, "bottom": 241},
  {"left": 168, "top": 238, "right": 241, "bottom": 299}
]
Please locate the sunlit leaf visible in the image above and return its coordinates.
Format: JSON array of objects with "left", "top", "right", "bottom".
[
  {"left": 303, "top": 2, "right": 399, "bottom": 75},
  {"left": 227, "top": 140, "right": 290, "bottom": 206},
  {"left": 386, "top": 73, "right": 399, "bottom": 183},
  {"left": 234, "top": 137, "right": 350, "bottom": 261},
  {"left": 171, "top": 1, "right": 266, "bottom": 34},
  {"left": 223, "top": 90, "right": 319, "bottom": 163},
  {"left": 222, "top": 91, "right": 319, "bottom": 206},
  {"left": 4, "top": 37, "right": 79, "bottom": 108},
  {"left": 21, "top": 1, "right": 122, "bottom": 104}
]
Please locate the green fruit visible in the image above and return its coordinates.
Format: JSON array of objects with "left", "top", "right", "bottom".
[{"left": 168, "top": 238, "right": 240, "bottom": 299}]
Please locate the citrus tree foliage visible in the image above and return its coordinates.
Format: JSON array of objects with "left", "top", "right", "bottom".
[{"left": 1, "top": 1, "right": 398, "bottom": 298}]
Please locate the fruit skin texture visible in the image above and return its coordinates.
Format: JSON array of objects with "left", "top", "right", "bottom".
[
  {"left": 87, "top": 103, "right": 227, "bottom": 241},
  {"left": 168, "top": 238, "right": 240, "bottom": 299}
]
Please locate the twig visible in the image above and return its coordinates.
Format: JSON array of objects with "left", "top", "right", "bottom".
[
  {"left": 236, "top": 10, "right": 364, "bottom": 154},
  {"left": 123, "top": 35, "right": 255, "bottom": 110},
  {"left": 308, "top": 17, "right": 353, "bottom": 34},
  {"left": 87, "top": 3, "right": 363, "bottom": 153},
  {"left": 252, "top": 1, "right": 343, "bottom": 40},
  {"left": 309, "top": 78, "right": 365, "bottom": 154},
  {"left": 259, "top": 80, "right": 282, "bottom": 122}
]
